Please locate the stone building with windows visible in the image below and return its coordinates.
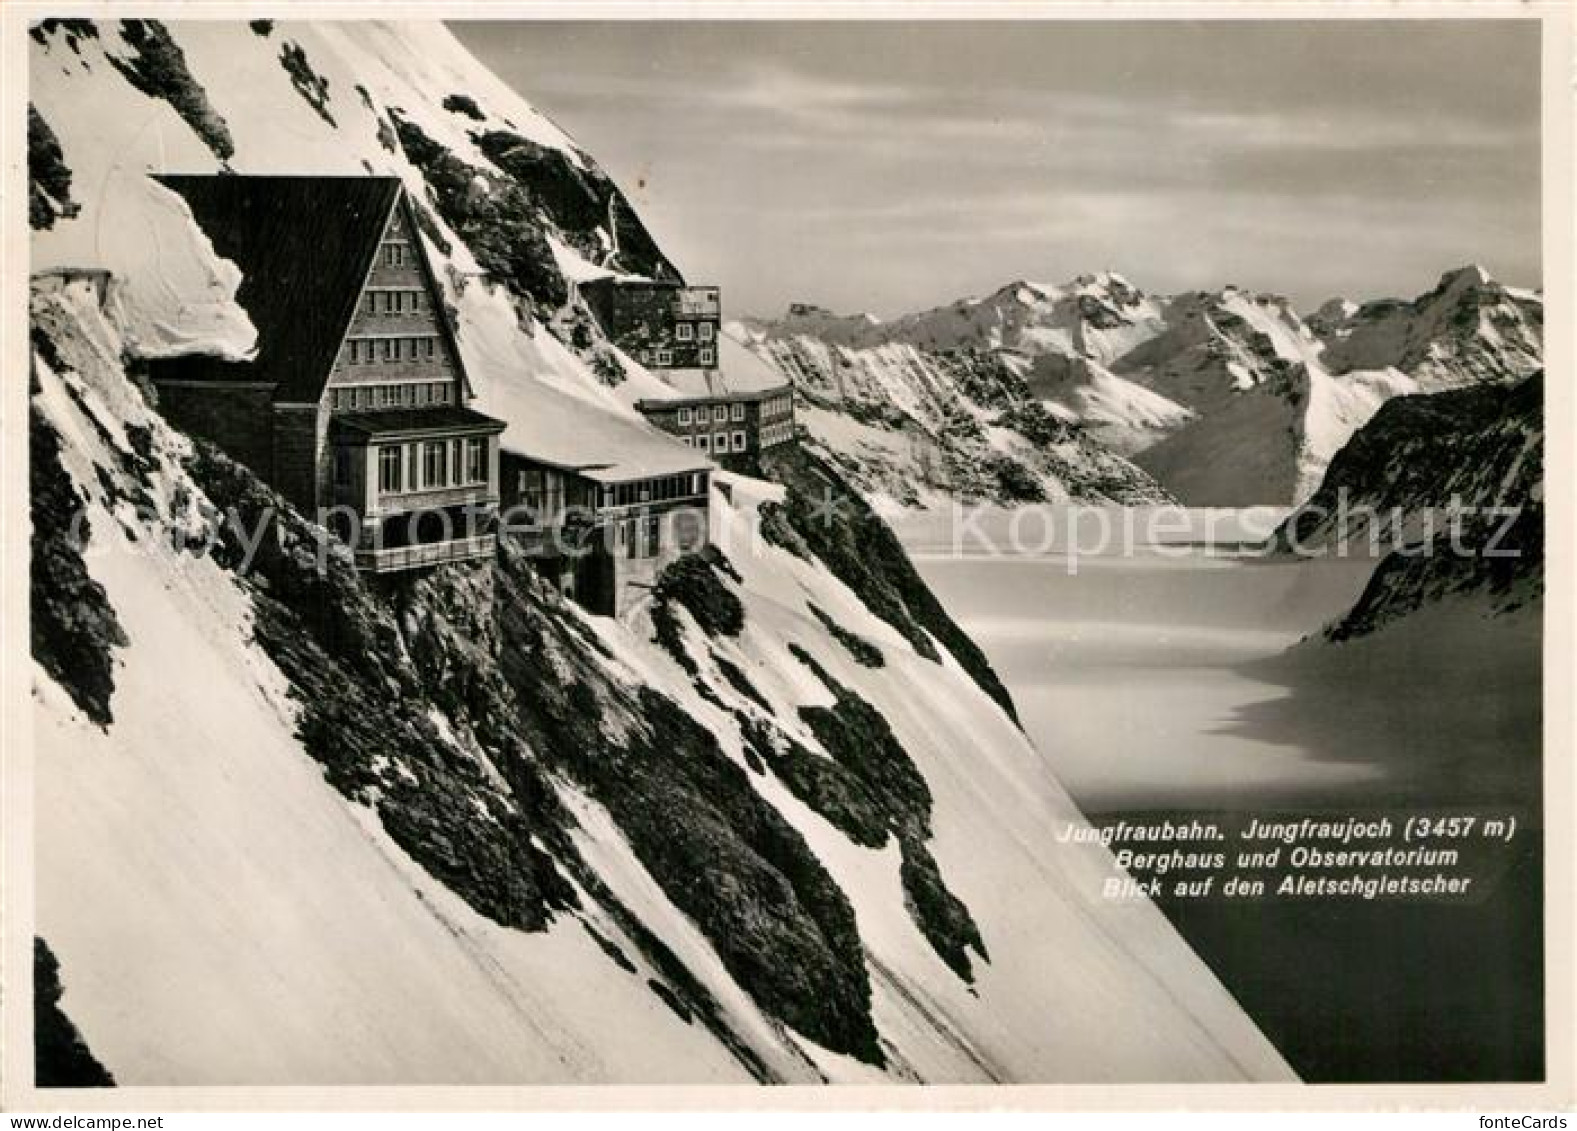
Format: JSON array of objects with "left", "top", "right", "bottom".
[
  {"left": 578, "top": 276, "right": 722, "bottom": 370},
  {"left": 148, "top": 175, "right": 505, "bottom": 572},
  {"left": 629, "top": 329, "right": 797, "bottom": 473},
  {"left": 634, "top": 387, "right": 795, "bottom": 472}
]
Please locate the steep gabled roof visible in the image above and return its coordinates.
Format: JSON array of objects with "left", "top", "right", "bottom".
[{"left": 154, "top": 175, "right": 403, "bottom": 403}]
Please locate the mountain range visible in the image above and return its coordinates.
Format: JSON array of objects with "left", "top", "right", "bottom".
[{"left": 741, "top": 265, "right": 1541, "bottom": 507}]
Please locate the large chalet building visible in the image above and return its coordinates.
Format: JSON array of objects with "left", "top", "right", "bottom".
[
  {"left": 147, "top": 174, "right": 721, "bottom": 613},
  {"left": 149, "top": 175, "right": 505, "bottom": 573}
]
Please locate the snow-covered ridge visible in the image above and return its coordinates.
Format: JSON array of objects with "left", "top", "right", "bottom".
[
  {"left": 28, "top": 18, "right": 1292, "bottom": 1085},
  {"left": 743, "top": 267, "right": 1541, "bottom": 507}
]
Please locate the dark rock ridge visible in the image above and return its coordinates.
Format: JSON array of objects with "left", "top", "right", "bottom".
[
  {"left": 389, "top": 110, "right": 677, "bottom": 317},
  {"left": 646, "top": 546, "right": 985, "bottom": 983},
  {"left": 100, "top": 20, "right": 235, "bottom": 163},
  {"left": 29, "top": 329, "right": 128, "bottom": 728},
  {"left": 29, "top": 104, "right": 79, "bottom": 231},
  {"left": 278, "top": 39, "right": 335, "bottom": 127},
  {"left": 1276, "top": 373, "right": 1543, "bottom": 639},
  {"left": 35, "top": 938, "right": 115, "bottom": 1087},
  {"left": 31, "top": 19, "right": 235, "bottom": 163},
  {"left": 761, "top": 445, "right": 1020, "bottom": 724}
]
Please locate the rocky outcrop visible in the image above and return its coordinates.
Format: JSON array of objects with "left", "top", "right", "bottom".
[
  {"left": 760, "top": 445, "right": 1020, "bottom": 724},
  {"left": 100, "top": 20, "right": 235, "bottom": 163},
  {"left": 1316, "top": 266, "right": 1542, "bottom": 389},
  {"left": 28, "top": 105, "right": 78, "bottom": 231},
  {"left": 34, "top": 939, "right": 115, "bottom": 1087},
  {"left": 1276, "top": 373, "right": 1543, "bottom": 638}
]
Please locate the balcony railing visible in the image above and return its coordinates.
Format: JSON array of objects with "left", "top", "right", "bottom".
[
  {"left": 368, "top": 483, "right": 496, "bottom": 518},
  {"left": 354, "top": 533, "right": 496, "bottom": 573}
]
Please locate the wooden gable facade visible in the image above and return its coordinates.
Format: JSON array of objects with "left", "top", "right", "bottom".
[{"left": 148, "top": 175, "right": 504, "bottom": 573}]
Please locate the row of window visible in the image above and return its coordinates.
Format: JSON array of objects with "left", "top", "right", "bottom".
[
  {"left": 760, "top": 395, "right": 793, "bottom": 420},
  {"left": 346, "top": 336, "right": 441, "bottom": 365},
  {"left": 640, "top": 347, "right": 715, "bottom": 367},
  {"left": 376, "top": 438, "right": 489, "bottom": 495},
  {"left": 364, "top": 289, "right": 425, "bottom": 316},
  {"left": 598, "top": 473, "right": 707, "bottom": 510},
  {"left": 680, "top": 431, "right": 749, "bottom": 455},
  {"left": 673, "top": 321, "right": 716, "bottom": 342},
  {"left": 761, "top": 421, "right": 794, "bottom": 449},
  {"left": 678, "top": 403, "right": 746, "bottom": 426},
  {"left": 331, "top": 382, "right": 455, "bottom": 411},
  {"left": 381, "top": 241, "right": 410, "bottom": 267}
]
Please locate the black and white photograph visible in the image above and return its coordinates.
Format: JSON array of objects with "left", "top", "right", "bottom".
[{"left": 3, "top": 1, "right": 1572, "bottom": 1115}]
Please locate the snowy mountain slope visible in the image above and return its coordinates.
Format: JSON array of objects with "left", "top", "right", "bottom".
[
  {"left": 1018, "top": 353, "right": 1196, "bottom": 456},
  {"left": 27, "top": 18, "right": 1290, "bottom": 1085},
  {"left": 732, "top": 325, "right": 1173, "bottom": 508},
  {"left": 745, "top": 269, "right": 1539, "bottom": 507},
  {"left": 737, "top": 274, "right": 1186, "bottom": 501},
  {"left": 1314, "top": 265, "right": 1543, "bottom": 389}
]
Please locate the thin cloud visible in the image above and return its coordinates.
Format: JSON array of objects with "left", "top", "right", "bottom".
[{"left": 450, "top": 20, "right": 1541, "bottom": 316}]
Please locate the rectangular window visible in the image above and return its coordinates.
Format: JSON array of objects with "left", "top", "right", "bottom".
[
  {"left": 424, "top": 338, "right": 437, "bottom": 361},
  {"left": 733, "top": 430, "right": 746, "bottom": 451},
  {"left": 699, "top": 348, "right": 715, "bottom": 365},
  {"left": 379, "top": 445, "right": 402, "bottom": 494},
  {"left": 676, "top": 323, "right": 694, "bottom": 341},
  {"left": 656, "top": 350, "right": 672, "bottom": 366},
  {"left": 678, "top": 408, "right": 692, "bottom": 425},
  {"left": 697, "top": 434, "right": 711, "bottom": 453},
  {"left": 423, "top": 441, "right": 447, "bottom": 488},
  {"left": 640, "top": 350, "right": 651, "bottom": 364},
  {"left": 466, "top": 438, "right": 486, "bottom": 484},
  {"left": 384, "top": 244, "right": 405, "bottom": 267},
  {"left": 714, "top": 432, "right": 728, "bottom": 453},
  {"left": 731, "top": 403, "right": 745, "bottom": 422},
  {"left": 713, "top": 406, "right": 728, "bottom": 424},
  {"left": 698, "top": 322, "right": 715, "bottom": 341},
  {"left": 380, "top": 338, "right": 396, "bottom": 362}
]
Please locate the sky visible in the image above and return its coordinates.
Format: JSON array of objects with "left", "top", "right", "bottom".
[{"left": 449, "top": 20, "right": 1542, "bottom": 319}]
